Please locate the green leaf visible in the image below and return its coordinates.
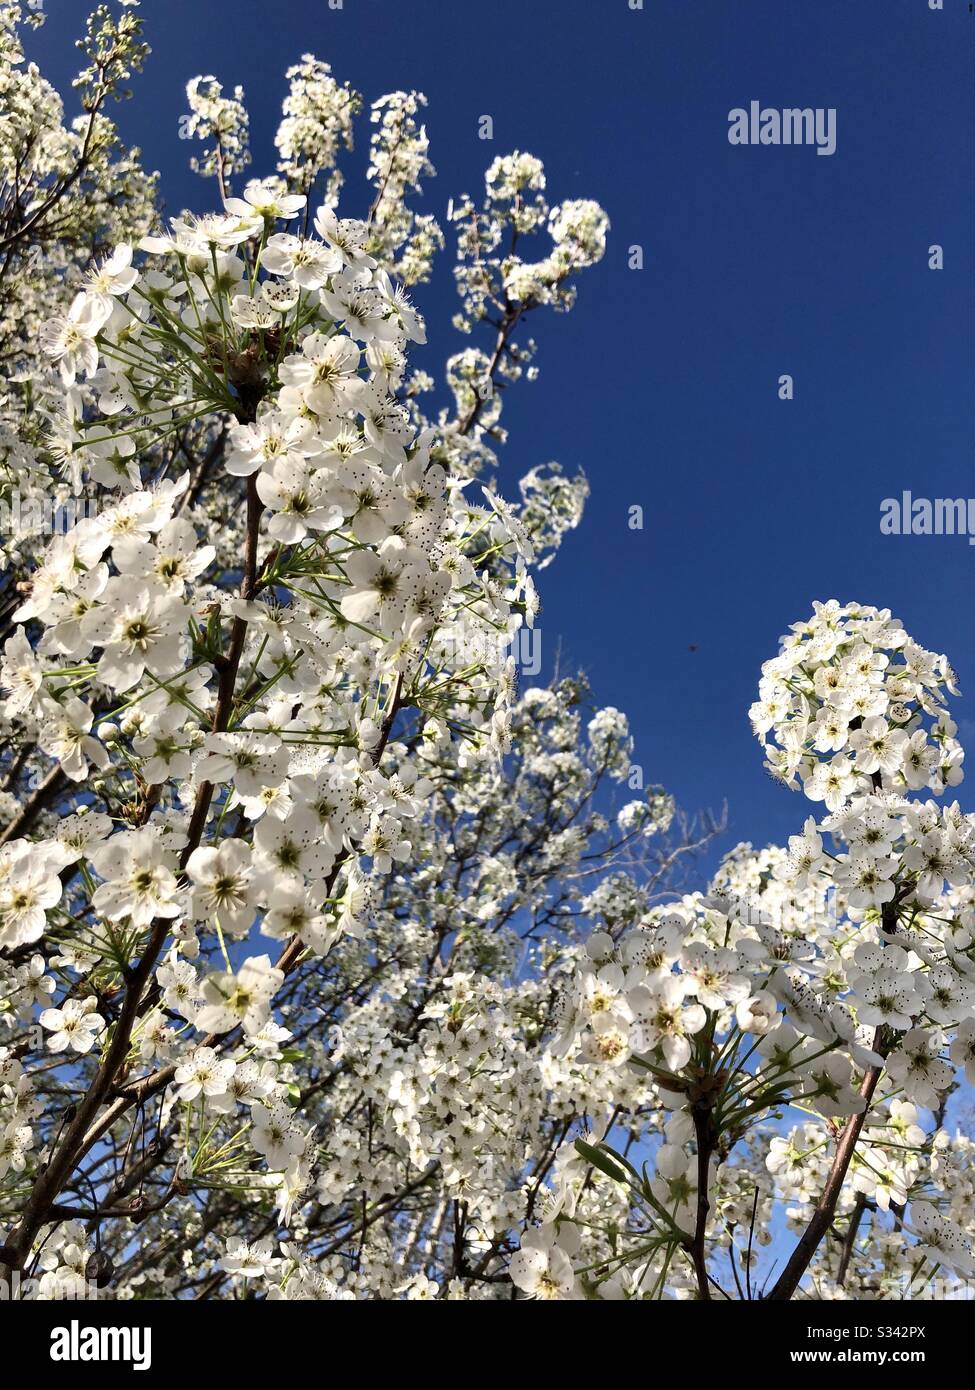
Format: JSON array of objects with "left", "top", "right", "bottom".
[{"left": 574, "top": 1139, "right": 627, "bottom": 1184}]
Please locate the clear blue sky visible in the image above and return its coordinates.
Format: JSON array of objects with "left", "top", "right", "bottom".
[{"left": 32, "top": 0, "right": 975, "bottom": 873}]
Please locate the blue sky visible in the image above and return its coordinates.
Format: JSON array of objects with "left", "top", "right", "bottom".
[{"left": 31, "top": 0, "right": 975, "bottom": 874}]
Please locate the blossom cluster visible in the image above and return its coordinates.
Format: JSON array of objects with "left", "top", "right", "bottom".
[
  {"left": 750, "top": 599, "right": 963, "bottom": 805},
  {"left": 509, "top": 604, "right": 975, "bottom": 1300}
]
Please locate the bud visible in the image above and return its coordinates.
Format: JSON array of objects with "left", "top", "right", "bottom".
[{"left": 85, "top": 1250, "right": 114, "bottom": 1289}]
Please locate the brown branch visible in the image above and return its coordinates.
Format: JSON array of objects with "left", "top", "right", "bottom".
[
  {"left": 0, "top": 766, "right": 67, "bottom": 846},
  {"left": 766, "top": 1044, "right": 885, "bottom": 1301},
  {"left": 0, "top": 75, "right": 109, "bottom": 255},
  {"left": 765, "top": 771, "right": 896, "bottom": 1300},
  {"left": 0, "top": 476, "right": 266, "bottom": 1274},
  {"left": 836, "top": 1192, "right": 868, "bottom": 1288},
  {"left": 688, "top": 1105, "right": 714, "bottom": 1300},
  {"left": 458, "top": 307, "right": 521, "bottom": 436},
  {"left": 0, "top": 912, "right": 175, "bottom": 1271}
]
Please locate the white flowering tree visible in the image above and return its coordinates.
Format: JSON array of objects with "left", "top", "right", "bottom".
[{"left": 0, "top": 3, "right": 973, "bottom": 1302}]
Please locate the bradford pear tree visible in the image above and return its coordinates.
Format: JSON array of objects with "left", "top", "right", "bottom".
[{"left": 0, "top": 2, "right": 973, "bottom": 1302}]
